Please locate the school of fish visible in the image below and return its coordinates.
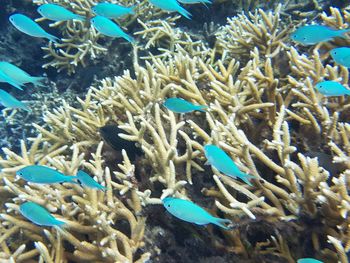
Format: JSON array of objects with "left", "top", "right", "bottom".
[{"left": 2, "top": 2, "right": 338, "bottom": 262}]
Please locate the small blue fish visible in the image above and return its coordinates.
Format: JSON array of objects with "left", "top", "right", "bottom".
[
  {"left": 76, "top": 170, "right": 106, "bottom": 191},
  {"left": 315, "top": 81, "right": 350, "bottom": 96},
  {"left": 0, "top": 70, "right": 24, "bottom": 90},
  {"left": 0, "top": 62, "right": 45, "bottom": 87},
  {"left": 9, "top": 14, "right": 59, "bottom": 43},
  {"left": 149, "top": 0, "right": 192, "bottom": 19},
  {"left": 330, "top": 47, "right": 350, "bottom": 67},
  {"left": 163, "top": 197, "right": 232, "bottom": 229},
  {"left": 19, "top": 202, "right": 65, "bottom": 227},
  {"left": 297, "top": 258, "right": 323, "bottom": 263},
  {"left": 204, "top": 144, "right": 255, "bottom": 186},
  {"left": 178, "top": 0, "right": 212, "bottom": 6},
  {"left": 37, "top": 4, "right": 85, "bottom": 22},
  {"left": 290, "top": 25, "right": 350, "bottom": 45},
  {"left": 91, "top": 16, "right": 134, "bottom": 43},
  {"left": 163, "top": 98, "right": 207, "bottom": 113},
  {"left": 92, "top": 3, "right": 135, "bottom": 19},
  {"left": 0, "top": 89, "right": 30, "bottom": 111},
  {"left": 16, "top": 165, "right": 78, "bottom": 184}
]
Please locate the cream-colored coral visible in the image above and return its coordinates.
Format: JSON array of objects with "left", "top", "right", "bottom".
[{"left": 0, "top": 139, "right": 149, "bottom": 262}]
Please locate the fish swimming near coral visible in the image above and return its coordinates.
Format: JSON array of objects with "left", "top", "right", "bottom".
[
  {"left": 0, "top": 70, "right": 24, "bottom": 90},
  {"left": 0, "top": 89, "right": 30, "bottom": 111},
  {"left": 92, "top": 3, "right": 135, "bottom": 19},
  {"left": 76, "top": 170, "right": 106, "bottom": 191},
  {"left": 37, "top": 3, "right": 85, "bottom": 22},
  {"left": 178, "top": 0, "right": 212, "bottom": 7},
  {"left": 149, "top": 0, "right": 192, "bottom": 19},
  {"left": 163, "top": 197, "right": 232, "bottom": 229},
  {"left": 315, "top": 81, "right": 350, "bottom": 96},
  {"left": 91, "top": 16, "right": 134, "bottom": 43},
  {"left": 19, "top": 202, "right": 65, "bottom": 227},
  {"left": 0, "top": 62, "right": 45, "bottom": 87},
  {"left": 16, "top": 165, "right": 78, "bottom": 184},
  {"left": 163, "top": 98, "right": 207, "bottom": 113},
  {"left": 204, "top": 144, "right": 255, "bottom": 186},
  {"left": 330, "top": 47, "right": 350, "bottom": 67},
  {"left": 297, "top": 258, "right": 323, "bottom": 263},
  {"left": 290, "top": 25, "right": 350, "bottom": 45},
  {"left": 99, "top": 124, "right": 143, "bottom": 161},
  {"left": 9, "top": 14, "right": 59, "bottom": 43}
]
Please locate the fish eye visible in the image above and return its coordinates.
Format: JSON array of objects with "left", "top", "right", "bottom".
[{"left": 167, "top": 204, "right": 170, "bottom": 207}]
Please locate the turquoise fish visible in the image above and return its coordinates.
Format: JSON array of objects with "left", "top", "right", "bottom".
[
  {"left": 92, "top": 3, "right": 135, "bottom": 18},
  {"left": 149, "top": 0, "right": 191, "bottom": 19},
  {"left": 204, "top": 144, "right": 255, "bottom": 186},
  {"left": 91, "top": 16, "right": 134, "bottom": 43},
  {"left": 163, "top": 98, "right": 207, "bottom": 113},
  {"left": 16, "top": 165, "right": 78, "bottom": 184},
  {"left": 315, "top": 81, "right": 350, "bottom": 96},
  {"left": 0, "top": 62, "right": 45, "bottom": 87},
  {"left": 0, "top": 70, "right": 24, "bottom": 90},
  {"left": 330, "top": 47, "right": 350, "bottom": 67},
  {"left": 163, "top": 197, "right": 232, "bottom": 229},
  {"left": 0, "top": 89, "right": 30, "bottom": 111},
  {"left": 77, "top": 170, "right": 106, "bottom": 191},
  {"left": 178, "top": 0, "right": 212, "bottom": 6},
  {"left": 290, "top": 25, "right": 350, "bottom": 45},
  {"left": 37, "top": 3, "right": 85, "bottom": 22},
  {"left": 297, "top": 258, "right": 323, "bottom": 263},
  {"left": 9, "top": 14, "right": 59, "bottom": 43},
  {"left": 19, "top": 202, "right": 65, "bottom": 227}
]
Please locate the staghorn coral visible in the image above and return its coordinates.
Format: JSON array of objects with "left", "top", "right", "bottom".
[
  {"left": 31, "top": 0, "right": 183, "bottom": 74},
  {"left": 1, "top": 3, "right": 350, "bottom": 263},
  {"left": 0, "top": 138, "right": 149, "bottom": 262}
]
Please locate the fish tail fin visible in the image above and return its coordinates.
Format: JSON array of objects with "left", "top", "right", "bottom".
[
  {"left": 195, "top": 105, "right": 207, "bottom": 112},
  {"left": 54, "top": 218, "right": 66, "bottom": 227},
  {"left": 75, "top": 15, "right": 86, "bottom": 21},
  {"left": 123, "top": 33, "right": 135, "bottom": 44},
  {"left": 7, "top": 78, "right": 24, "bottom": 90},
  {"left": 178, "top": 6, "right": 192, "bottom": 19},
  {"left": 239, "top": 172, "right": 256, "bottom": 186},
  {"left": 66, "top": 175, "right": 80, "bottom": 184},
  {"left": 212, "top": 217, "right": 232, "bottom": 230},
  {"left": 129, "top": 5, "right": 137, "bottom": 15},
  {"left": 30, "top": 76, "right": 46, "bottom": 87},
  {"left": 46, "top": 33, "right": 59, "bottom": 43}
]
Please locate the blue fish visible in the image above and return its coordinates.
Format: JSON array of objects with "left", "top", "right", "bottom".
[
  {"left": 91, "top": 16, "right": 134, "bottom": 43},
  {"left": 0, "top": 89, "right": 30, "bottom": 111},
  {"left": 290, "top": 25, "right": 350, "bottom": 45},
  {"left": 204, "top": 144, "right": 255, "bottom": 186},
  {"left": 9, "top": 14, "right": 59, "bottom": 43},
  {"left": 178, "top": 0, "right": 212, "bottom": 7},
  {"left": 92, "top": 3, "right": 135, "bottom": 19},
  {"left": 0, "top": 70, "right": 24, "bottom": 90},
  {"left": 76, "top": 170, "right": 106, "bottom": 191},
  {"left": 149, "top": 0, "right": 192, "bottom": 19},
  {"left": 330, "top": 47, "right": 350, "bottom": 67},
  {"left": 37, "top": 4, "right": 85, "bottom": 22},
  {"left": 163, "top": 197, "right": 232, "bottom": 229},
  {"left": 16, "top": 165, "right": 78, "bottom": 184},
  {"left": 0, "top": 62, "right": 45, "bottom": 87},
  {"left": 315, "top": 81, "right": 350, "bottom": 96},
  {"left": 163, "top": 98, "right": 207, "bottom": 113},
  {"left": 19, "top": 202, "right": 65, "bottom": 227},
  {"left": 297, "top": 258, "right": 323, "bottom": 263}
]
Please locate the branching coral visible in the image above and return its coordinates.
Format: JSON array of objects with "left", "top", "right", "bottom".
[
  {"left": 0, "top": 139, "right": 149, "bottom": 262},
  {"left": 2, "top": 3, "right": 350, "bottom": 263}
]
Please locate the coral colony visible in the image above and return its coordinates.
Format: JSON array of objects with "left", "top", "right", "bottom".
[{"left": 0, "top": 0, "right": 350, "bottom": 262}]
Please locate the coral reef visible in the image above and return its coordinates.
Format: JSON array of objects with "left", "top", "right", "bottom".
[{"left": 1, "top": 1, "right": 350, "bottom": 263}]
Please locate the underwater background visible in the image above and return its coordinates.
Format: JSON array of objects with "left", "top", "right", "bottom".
[{"left": 1, "top": 0, "right": 350, "bottom": 262}]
